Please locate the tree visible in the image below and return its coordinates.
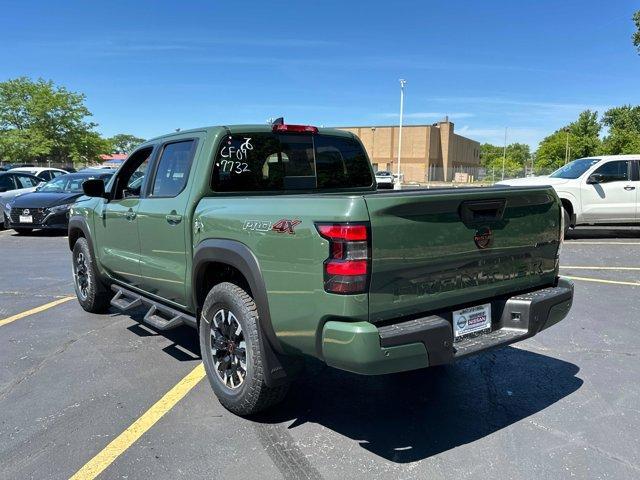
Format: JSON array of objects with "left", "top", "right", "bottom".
[
  {"left": 535, "top": 110, "right": 601, "bottom": 173},
  {"left": 480, "top": 142, "right": 531, "bottom": 179},
  {"left": 108, "top": 133, "right": 146, "bottom": 154},
  {"left": 0, "top": 77, "right": 109, "bottom": 164},
  {"left": 633, "top": 10, "right": 640, "bottom": 54},
  {"left": 600, "top": 105, "right": 640, "bottom": 154}
]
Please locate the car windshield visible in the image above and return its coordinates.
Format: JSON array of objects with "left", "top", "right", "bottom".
[
  {"left": 549, "top": 158, "right": 601, "bottom": 179},
  {"left": 376, "top": 171, "right": 392, "bottom": 176},
  {"left": 38, "top": 174, "right": 110, "bottom": 193}
]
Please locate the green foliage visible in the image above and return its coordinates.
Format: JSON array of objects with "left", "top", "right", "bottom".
[
  {"left": 600, "top": 105, "right": 640, "bottom": 154},
  {"left": 0, "top": 77, "right": 109, "bottom": 164},
  {"left": 108, "top": 133, "right": 146, "bottom": 154},
  {"left": 633, "top": 10, "right": 640, "bottom": 54},
  {"left": 480, "top": 142, "right": 531, "bottom": 178},
  {"left": 535, "top": 110, "right": 601, "bottom": 173}
]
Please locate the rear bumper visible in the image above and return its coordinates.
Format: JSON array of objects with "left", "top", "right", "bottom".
[{"left": 321, "top": 277, "right": 573, "bottom": 375}]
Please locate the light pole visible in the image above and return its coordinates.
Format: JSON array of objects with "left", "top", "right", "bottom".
[
  {"left": 370, "top": 127, "right": 376, "bottom": 171},
  {"left": 394, "top": 79, "right": 406, "bottom": 190},
  {"left": 564, "top": 129, "right": 570, "bottom": 165},
  {"left": 501, "top": 126, "right": 508, "bottom": 181}
]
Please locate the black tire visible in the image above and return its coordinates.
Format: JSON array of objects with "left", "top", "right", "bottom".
[
  {"left": 562, "top": 207, "right": 570, "bottom": 236},
  {"left": 14, "top": 228, "right": 32, "bottom": 235},
  {"left": 199, "top": 282, "right": 289, "bottom": 416},
  {"left": 72, "top": 237, "right": 112, "bottom": 313}
]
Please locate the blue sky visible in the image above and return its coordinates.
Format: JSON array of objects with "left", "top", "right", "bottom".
[{"left": 2, "top": 0, "right": 639, "bottom": 148}]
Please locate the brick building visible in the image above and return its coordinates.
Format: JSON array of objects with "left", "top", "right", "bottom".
[{"left": 338, "top": 118, "right": 481, "bottom": 182}]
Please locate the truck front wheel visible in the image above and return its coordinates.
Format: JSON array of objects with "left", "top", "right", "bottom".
[
  {"left": 72, "top": 237, "right": 112, "bottom": 313},
  {"left": 199, "top": 282, "right": 288, "bottom": 415}
]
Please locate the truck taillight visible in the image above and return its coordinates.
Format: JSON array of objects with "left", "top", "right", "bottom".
[
  {"left": 272, "top": 124, "right": 319, "bottom": 134},
  {"left": 316, "top": 223, "right": 370, "bottom": 294}
]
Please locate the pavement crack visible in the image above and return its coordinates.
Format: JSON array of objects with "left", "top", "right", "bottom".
[
  {"left": 0, "top": 321, "right": 114, "bottom": 400},
  {"left": 253, "top": 423, "right": 323, "bottom": 480}
]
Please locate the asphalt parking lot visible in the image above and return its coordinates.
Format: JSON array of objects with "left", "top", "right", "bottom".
[{"left": 1, "top": 228, "right": 639, "bottom": 480}]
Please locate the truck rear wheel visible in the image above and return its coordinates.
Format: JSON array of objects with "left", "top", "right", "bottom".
[
  {"left": 199, "top": 282, "right": 288, "bottom": 416},
  {"left": 72, "top": 237, "right": 112, "bottom": 313}
]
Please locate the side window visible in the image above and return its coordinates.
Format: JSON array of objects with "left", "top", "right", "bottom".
[
  {"left": 593, "top": 161, "right": 630, "bottom": 182},
  {"left": 112, "top": 147, "right": 154, "bottom": 200},
  {"left": 39, "top": 171, "right": 53, "bottom": 181},
  {"left": 0, "top": 175, "right": 15, "bottom": 191},
  {"left": 15, "top": 175, "right": 39, "bottom": 188},
  {"left": 150, "top": 140, "right": 196, "bottom": 197}
]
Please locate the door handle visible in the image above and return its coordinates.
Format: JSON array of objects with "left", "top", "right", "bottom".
[
  {"left": 624, "top": 185, "right": 636, "bottom": 191},
  {"left": 125, "top": 208, "right": 137, "bottom": 221},
  {"left": 165, "top": 213, "right": 183, "bottom": 225}
]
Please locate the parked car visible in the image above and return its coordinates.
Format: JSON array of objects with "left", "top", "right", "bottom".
[
  {"left": 10, "top": 166, "right": 69, "bottom": 182},
  {"left": 68, "top": 123, "right": 572, "bottom": 416},
  {"left": 497, "top": 155, "right": 640, "bottom": 233},
  {"left": 0, "top": 172, "right": 41, "bottom": 229},
  {"left": 8, "top": 171, "right": 113, "bottom": 234},
  {"left": 374, "top": 170, "right": 395, "bottom": 189}
]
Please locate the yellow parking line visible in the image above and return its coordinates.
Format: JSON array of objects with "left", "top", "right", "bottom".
[
  {"left": 0, "top": 296, "right": 75, "bottom": 327},
  {"left": 69, "top": 363, "right": 206, "bottom": 480},
  {"left": 561, "top": 266, "right": 640, "bottom": 271},
  {"left": 563, "top": 275, "right": 640, "bottom": 287}
]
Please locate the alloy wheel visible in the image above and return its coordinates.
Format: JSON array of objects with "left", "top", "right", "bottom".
[
  {"left": 210, "top": 308, "right": 247, "bottom": 389},
  {"left": 73, "top": 252, "right": 90, "bottom": 300}
]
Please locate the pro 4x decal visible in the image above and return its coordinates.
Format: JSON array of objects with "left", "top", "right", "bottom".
[{"left": 243, "top": 219, "right": 302, "bottom": 235}]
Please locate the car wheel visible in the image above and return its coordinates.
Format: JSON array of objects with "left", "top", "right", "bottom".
[
  {"left": 72, "top": 237, "right": 112, "bottom": 313},
  {"left": 14, "top": 228, "right": 33, "bottom": 235},
  {"left": 199, "top": 282, "right": 289, "bottom": 416},
  {"left": 562, "top": 207, "right": 570, "bottom": 236}
]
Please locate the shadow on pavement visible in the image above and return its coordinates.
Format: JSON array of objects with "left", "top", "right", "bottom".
[
  {"left": 125, "top": 311, "right": 201, "bottom": 362},
  {"left": 9, "top": 228, "right": 66, "bottom": 237},
  {"left": 567, "top": 226, "right": 640, "bottom": 240},
  {"left": 256, "top": 346, "right": 582, "bottom": 463}
]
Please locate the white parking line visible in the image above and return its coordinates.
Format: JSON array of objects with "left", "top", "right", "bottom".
[
  {"left": 565, "top": 241, "right": 640, "bottom": 245},
  {"left": 563, "top": 275, "right": 640, "bottom": 287},
  {"left": 561, "top": 266, "right": 640, "bottom": 271}
]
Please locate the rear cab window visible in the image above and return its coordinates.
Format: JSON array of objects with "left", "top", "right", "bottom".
[{"left": 211, "top": 131, "right": 373, "bottom": 192}]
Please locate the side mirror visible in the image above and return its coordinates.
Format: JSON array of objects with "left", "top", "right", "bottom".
[
  {"left": 82, "top": 179, "right": 106, "bottom": 198},
  {"left": 0, "top": 187, "right": 6, "bottom": 193},
  {"left": 587, "top": 173, "right": 604, "bottom": 184}
]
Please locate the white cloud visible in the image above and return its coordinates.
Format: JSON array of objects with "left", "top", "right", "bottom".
[
  {"left": 456, "top": 125, "right": 546, "bottom": 146},
  {"left": 377, "top": 112, "right": 475, "bottom": 120}
]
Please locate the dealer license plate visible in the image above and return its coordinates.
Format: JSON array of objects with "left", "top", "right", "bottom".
[
  {"left": 19, "top": 215, "right": 33, "bottom": 223},
  {"left": 453, "top": 304, "right": 491, "bottom": 339}
]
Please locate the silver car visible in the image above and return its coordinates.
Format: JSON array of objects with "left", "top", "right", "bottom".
[{"left": 0, "top": 172, "right": 41, "bottom": 229}]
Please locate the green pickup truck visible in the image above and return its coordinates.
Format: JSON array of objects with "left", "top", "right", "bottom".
[{"left": 69, "top": 123, "right": 573, "bottom": 415}]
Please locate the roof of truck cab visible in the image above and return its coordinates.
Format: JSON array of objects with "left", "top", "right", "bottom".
[{"left": 142, "top": 124, "right": 354, "bottom": 144}]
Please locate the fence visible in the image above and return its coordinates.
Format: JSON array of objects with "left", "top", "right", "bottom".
[{"left": 412, "top": 165, "right": 555, "bottom": 185}]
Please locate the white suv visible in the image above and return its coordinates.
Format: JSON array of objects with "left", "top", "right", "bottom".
[{"left": 497, "top": 155, "right": 640, "bottom": 232}]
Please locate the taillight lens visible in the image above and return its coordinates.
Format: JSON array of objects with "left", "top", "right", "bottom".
[
  {"left": 272, "top": 124, "right": 319, "bottom": 134},
  {"left": 316, "top": 223, "right": 370, "bottom": 294}
]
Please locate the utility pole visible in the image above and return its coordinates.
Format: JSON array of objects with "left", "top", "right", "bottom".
[
  {"left": 394, "top": 79, "right": 406, "bottom": 190},
  {"left": 501, "top": 126, "right": 508, "bottom": 181},
  {"left": 564, "top": 129, "right": 570, "bottom": 164}
]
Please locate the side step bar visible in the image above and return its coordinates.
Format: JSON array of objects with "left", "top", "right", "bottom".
[{"left": 110, "top": 285, "right": 197, "bottom": 331}]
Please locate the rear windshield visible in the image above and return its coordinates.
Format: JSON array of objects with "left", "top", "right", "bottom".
[{"left": 211, "top": 132, "right": 373, "bottom": 192}]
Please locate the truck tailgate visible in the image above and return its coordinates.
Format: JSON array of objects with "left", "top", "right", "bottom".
[{"left": 364, "top": 186, "right": 561, "bottom": 323}]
